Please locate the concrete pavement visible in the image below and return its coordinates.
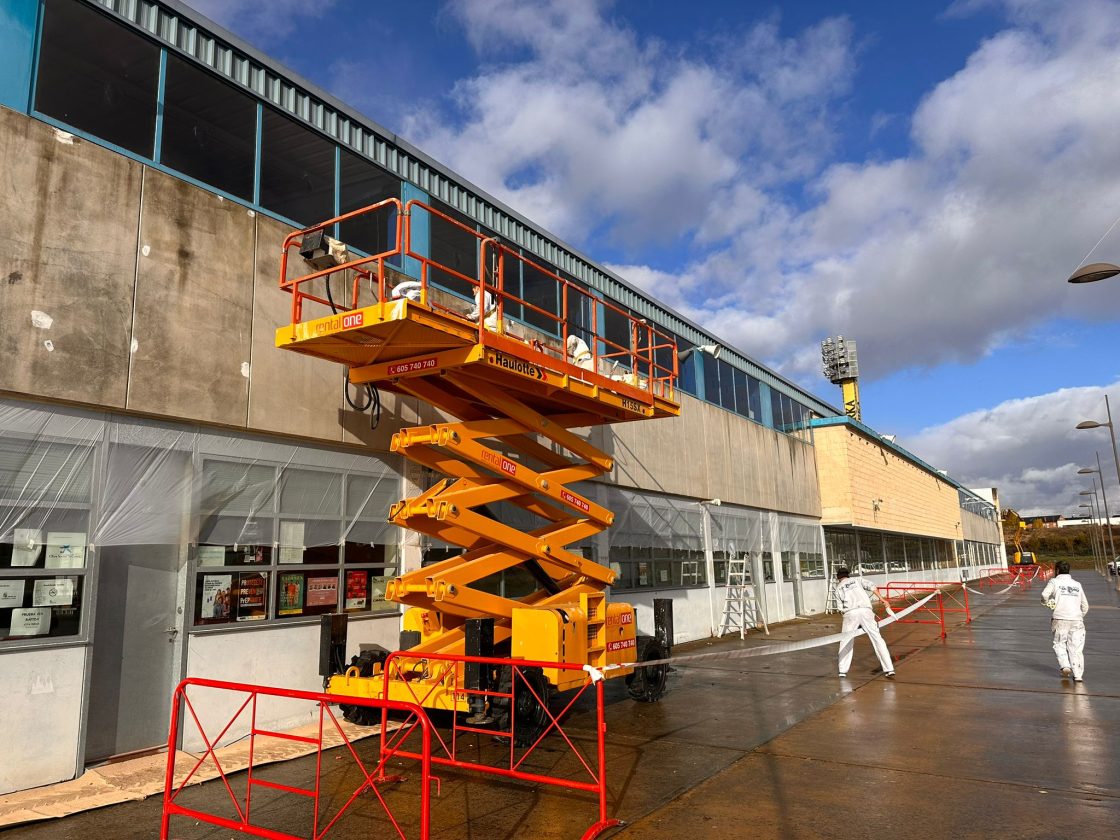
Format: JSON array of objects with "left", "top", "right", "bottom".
[{"left": 5, "top": 570, "right": 1117, "bottom": 839}]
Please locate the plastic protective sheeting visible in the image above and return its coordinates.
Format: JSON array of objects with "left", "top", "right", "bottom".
[
  {"left": 709, "top": 506, "right": 765, "bottom": 557},
  {"left": 0, "top": 399, "right": 404, "bottom": 551},
  {"left": 605, "top": 488, "right": 703, "bottom": 554}
]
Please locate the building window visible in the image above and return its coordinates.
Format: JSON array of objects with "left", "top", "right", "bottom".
[
  {"left": 192, "top": 458, "right": 399, "bottom": 627},
  {"left": 34, "top": 0, "right": 159, "bottom": 157},
  {"left": 801, "top": 552, "right": 825, "bottom": 579},
  {"left": 160, "top": 53, "right": 256, "bottom": 200},
  {"left": 259, "top": 107, "right": 336, "bottom": 226},
  {"left": 339, "top": 150, "right": 401, "bottom": 256},
  {"left": 428, "top": 199, "right": 479, "bottom": 300},
  {"left": 0, "top": 437, "right": 94, "bottom": 643}
]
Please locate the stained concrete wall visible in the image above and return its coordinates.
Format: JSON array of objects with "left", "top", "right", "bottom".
[
  {"left": 0, "top": 106, "right": 824, "bottom": 516},
  {"left": 604, "top": 395, "right": 821, "bottom": 517},
  {"left": 0, "top": 109, "right": 139, "bottom": 406}
]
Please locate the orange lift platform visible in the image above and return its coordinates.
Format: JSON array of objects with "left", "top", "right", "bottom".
[{"left": 274, "top": 198, "right": 680, "bottom": 729}]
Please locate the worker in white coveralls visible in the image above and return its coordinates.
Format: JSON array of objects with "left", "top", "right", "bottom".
[
  {"left": 1040, "top": 560, "right": 1090, "bottom": 682},
  {"left": 834, "top": 566, "right": 896, "bottom": 678}
]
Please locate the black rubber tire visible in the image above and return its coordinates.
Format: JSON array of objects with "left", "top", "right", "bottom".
[
  {"left": 494, "top": 666, "right": 552, "bottom": 747},
  {"left": 625, "top": 637, "right": 668, "bottom": 703}
]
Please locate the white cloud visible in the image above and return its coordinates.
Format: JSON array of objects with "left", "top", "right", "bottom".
[
  {"left": 903, "top": 381, "right": 1120, "bottom": 514},
  {"left": 400, "top": 0, "right": 1120, "bottom": 385},
  {"left": 406, "top": 0, "right": 854, "bottom": 246},
  {"left": 186, "top": 0, "right": 338, "bottom": 42}
]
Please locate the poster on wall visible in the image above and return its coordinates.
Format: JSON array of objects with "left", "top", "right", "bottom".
[
  {"left": 201, "top": 574, "right": 232, "bottom": 620},
  {"left": 0, "top": 579, "right": 26, "bottom": 608},
  {"left": 307, "top": 576, "right": 338, "bottom": 607},
  {"left": 11, "top": 529, "right": 43, "bottom": 567},
  {"left": 237, "top": 572, "right": 267, "bottom": 621},
  {"left": 345, "top": 570, "right": 368, "bottom": 610},
  {"left": 279, "top": 573, "right": 304, "bottom": 615},
  {"left": 45, "top": 532, "right": 86, "bottom": 569},
  {"left": 10, "top": 607, "right": 50, "bottom": 637},
  {"left": 32, "top": 579, "right": 74, "bottom": 607},
  {"left": 197, "top": 545, "right": 227, "bottom": 567},
  {"left": 279, "top": 521, "right": 305, "bottom": 565}
]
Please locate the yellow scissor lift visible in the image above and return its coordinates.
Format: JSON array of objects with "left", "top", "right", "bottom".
[{"left": 275, "top": 198, "right": 680, "bottom": 736}]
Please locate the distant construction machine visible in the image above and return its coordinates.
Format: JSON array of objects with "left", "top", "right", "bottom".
[{"left": 274, "top": 198, "right": 679, "bottom": 741}]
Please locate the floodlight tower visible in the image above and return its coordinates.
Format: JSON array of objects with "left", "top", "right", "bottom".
[{"left": 821, "top": 335, "right": 862, "bottom": 422}]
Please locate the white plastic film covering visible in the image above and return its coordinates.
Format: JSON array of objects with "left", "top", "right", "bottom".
[
  {"left": 604, "top": 488, "right": 703, "bottom": 552},
  {"left": 709, "top": 506, "right": 764, "bottom": 557},
  {"left": 0, "top": 399, "right": 402, "bottom": 550}
]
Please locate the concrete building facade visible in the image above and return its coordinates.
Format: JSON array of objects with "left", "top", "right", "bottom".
[{"left": 0, "top": 0, "right": 1002, "bottom": 794}]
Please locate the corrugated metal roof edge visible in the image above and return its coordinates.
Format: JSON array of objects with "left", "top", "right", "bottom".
[
  {"left": 140, "top": 0, "right": 840, "bottom": 418},
  {"left": 809, "top": 415, "right": 991, "bottom": 505}
]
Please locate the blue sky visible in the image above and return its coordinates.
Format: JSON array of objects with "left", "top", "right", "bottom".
[{"left": 194, "top": 0, "right": 1120, "bottom": 515}]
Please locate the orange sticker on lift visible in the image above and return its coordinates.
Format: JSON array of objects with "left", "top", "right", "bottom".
[
  {"left": 606, "top": 612, "right": 634, "bottom": 626},
  {"left": 560, "top": 489, "right": 591, "bottom": 512},
  {"left": 607, "top": 638, "right": 636, "bottom": 652}
]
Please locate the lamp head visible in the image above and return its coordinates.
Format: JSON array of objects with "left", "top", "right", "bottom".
[
  {"left": 1067, "top": 262, "right": 1120, "bottom": 284},
  {"left": 1076, "top": 420, "right": 1107, "bottom": 430},
  {"left": 1077, "top": 467, "right": 1097, "bottom": 475}
]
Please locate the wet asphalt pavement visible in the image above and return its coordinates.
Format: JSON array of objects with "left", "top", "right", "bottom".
[{"left": 7, "top": 572, "right": 1119, "bottom": 839}]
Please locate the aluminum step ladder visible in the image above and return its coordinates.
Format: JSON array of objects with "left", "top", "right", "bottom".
[
  {"left": 718, "top": 552, "right": 769, "bottom": 638},
  {"left": 825, "top": 578, "right": 840, "bottom": 614}
]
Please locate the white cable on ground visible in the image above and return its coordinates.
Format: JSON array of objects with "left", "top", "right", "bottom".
[{"left": 603, "top": 592, "right": 937, "bottom": 673}]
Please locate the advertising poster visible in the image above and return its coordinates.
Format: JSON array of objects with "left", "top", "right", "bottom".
[
  {"left": 0, "top": 579, "right": 26, "bottom": 608},
  {"left": 307, "top": 575, "right": 338, "bottom": 607},
  {"left": 45, "top": 532, "right": 86, "bottom": 569},
  {"left": 345, "top": 570, "right": 368, "bottom": 610},
  {"left": 10, "top": 607, "right": 50, "bottom": 637},
  {"left": 279, "top": 573, "right": 304, "bottom": 615},
  {"left": 201, "top": 574, "right": 232, "bottom": 620},
  {"left": 237, "top": 572, "right": 267, "bottom": 621},
  {"left": 32, "top": 579, "right": 74, "bottom": 607},
  {"left": 197, "top": 545, "right": 227, "bottom": 567},
  {"left": 279, "top": 521, "right": 305, "bottom": 565},
  {"left": 11, "top": 529, "right": 42, "bottom": 567}
]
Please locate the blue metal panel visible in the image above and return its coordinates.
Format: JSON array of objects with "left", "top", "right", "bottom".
[
  {"left": 401, "top": 181, "right": 427, "bottom": 280},
  {"left": 153, "top": 48, "right": 166, "bottom": 162},
  {"left": 0, "top": 0, "right": 40, "bottom": 113},
  {"left": 759, "top": 382, "right": 774, "bottom": 429}
]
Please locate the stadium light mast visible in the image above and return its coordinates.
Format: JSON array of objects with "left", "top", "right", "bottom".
[{"left": 821, "top": 335, "right": 862, "bottom": 422}]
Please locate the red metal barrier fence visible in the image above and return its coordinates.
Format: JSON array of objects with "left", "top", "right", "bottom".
[
  {"left": 378, "top": 651, "right": 623, "bottom": 840},
  {"left": 160, "top": 678, "right": 432, "bottom": 840},
  {"left": 878, "top": 582, "right": 971, "bottom": 638}
]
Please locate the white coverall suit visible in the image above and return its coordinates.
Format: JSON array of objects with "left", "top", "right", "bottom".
[
  {"left": 835, "top": 576, "right": 894, "bottom": 676},
  {"left": 1040, "top": 574, "right": 1089, "bottom": 680}
]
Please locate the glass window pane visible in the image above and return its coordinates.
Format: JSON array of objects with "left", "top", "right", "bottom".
[
  {"left": 677, "top": 338, "right": 697, "bottom": 395},
  {"left": 161, "top": 53, "right": 256, "bottom": 199},
  {"left": 747, "top": 376, "right": 761, "bottom": 421},
  {"left": 339, "top": 150, "right": 400, "bottom": 255},
  {"left": 521, "top": 262, "right": 560, "bottom": 335},
  {"left": 260, "top": 108, "right": 335, "bottom": 225},
  {"left": 279, "top": 468, "right": 341, "bottom": 517},
  {"left": 733, "top": 369, "right": 750, "bottom": 418},
  {"left": 34, "top": 0, "right": 159, "bottom": 157},
  {"left": 718, "top": 360, "right": 736, "bottom": 411},
  {"left": 194, "top": 570, "right": 268, "bottom": 625},
  {"left": 702, "top": 356, "right": 720, "bottom": 404},
  {"left": 0, "top": 575, "right": 84, "bottom": 640},
  {"left": 428, "top": 199, "right": 478, "bottom": 298}
]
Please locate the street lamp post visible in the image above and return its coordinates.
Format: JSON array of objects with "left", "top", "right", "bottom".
[
  {"left": 1078, "top": 503, "right": 1102, "bottom": 572},
  {"left": 1077, "top": 452, "right": 1116, "bottom": 560},
  {"left": 1075, "top": 393, "right": 1120, "bottom": 496},
  {"left": 1080, "top": 489, "right": 1105, "bottom": 574}
]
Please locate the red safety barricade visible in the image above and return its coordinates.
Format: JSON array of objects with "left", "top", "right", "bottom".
[
  {"left": 879, "top": 581, "right": 971, "bottom": 637},
  {"left": 379, "top": 651, "right": 623, "bottom": 840},
  {"left": 160, "top": 677, "right": 432, "bottom": 840}
]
